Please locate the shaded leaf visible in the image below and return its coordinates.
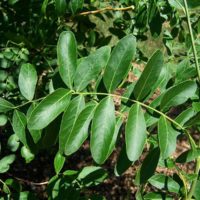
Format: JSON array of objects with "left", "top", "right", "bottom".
[
  {"left": 160, "top": 81, "right": 197, "bottom": 112},
  {"left": 28, "top": 88, "right": 71, "bottom": 130},
  {"left": 7, "top": 134, "right": 20, "bottom": 152},
  {"left": 103, "top": 35, "right": 136, "bottom": 92},
  {"left": 27, "top": 103, "right": 42, "bottom": 143},
  {"left": 158, "top": 116, "right": 179, "bottom": 159},
  {"left": 0, "top": 114, "right": 7, "bottom": 126},
  {"left": 194, "top": 180, "right": 200, "bottom": 200},
  {"left": 69, "top": 0, "right": 84, "bottom": 14},
  {"left": 57, "top": 31, "right": 77, "bottom": 89},
  {"left": 78, "top": 166, "right": 108, "bottom": 187},
  {"left": 21, "top": 146, "right": 35, "bottom": 163},
  {"left": 144, "top": 192, "right": 173, "bottom": 200},
  {"left": 12, "top": 110, "right": 27, "bottom": 146},
  {"left": 136, "top": 148, "right": 160, "bottom": 184},
  {"left": 91, "top": 97, "right": 116, "bottom": 164},
  {"left": 175, "top": 107, "right": 196, "bottom": 126},
  {"left": 18, "top": 63, "right": 37, "bottom": 101},
  {"left": 0, "top": 98, "right": 14, "bottom": 113},
  {"left": 64, "top": 102, "right": 96, "bottom": 155},
  {"left": 55, "top": 0, "right": 67, "bottom": 16},
  {"left": 0, "top": 154, "right": 16, "bottom": 173},
  {"left": 54, "top": 152, "right": 65, "bottom": 174},
  {"left": 176, "top": 148, "right": 200, "bottom": 163},
  {"left": 74, "top": 46, "right": 111, "bottom": 91},
  {"left": 125, "top": 103, "right": 146, "bottom": 161},
  {"left": 59, "top": 95, "right": 85, "bottom": 154},
  {"left": 115, "top": 145, "right": 133, "bottom": 176},
  {"left": 133, "top": 50, "right": 164, "bottom": 101},
  {"left": 149, "top": 174, "right": 180, "bottom": 193}
]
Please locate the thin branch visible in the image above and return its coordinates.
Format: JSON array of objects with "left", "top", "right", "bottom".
[
  {"left": 78, "top": 6, "right": 134, "bottom": 16},
  {"left": 10, "top": 175, "right": 48, "bottom": 186}
]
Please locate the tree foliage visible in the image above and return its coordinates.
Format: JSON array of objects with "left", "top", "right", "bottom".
[{"left": 0, "top": 0, "right": 200, "bottom": 199}]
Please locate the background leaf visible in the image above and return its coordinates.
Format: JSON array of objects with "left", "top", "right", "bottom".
[
  {"left": 55, "top": 0, "right": 67, "bottom": 16},
  {"left": 54, "top": 152, "right": 65, "bottom": 174},
  {"left": 148, "top": 174, "right": 180, "bottom": 193},
  {"left": 18, "top": 63, "right": 37, "bottom": 101},
  {"left": 57, "top": 31, "right": 77, "bottom": 89},
  {"left": 12, "top": 110, "right": 28, "bottom": 146},
  {"left": 133, "top": 50, "right": 164, "bottom": 101},
  {"left": 160, "top": 81, "right": 197, "bottom": 112},
  {"left": 0, "top": 154, "right": 16, "bottom": 173},
  {"left": 0, "top": 98, "right": 14, "bottom": 113},
  {"left": 91, "top": 97, "right": 116, "bottom": 164},
  {"left": 136, "top": 148, "right": 160, "bottom": 184}
]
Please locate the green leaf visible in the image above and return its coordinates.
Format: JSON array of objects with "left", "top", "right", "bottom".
[
  {"left": 144, "top": 192, "right": 173, "bottom": 200},
  {"left": 125, "top": 103, "right": 146, "bottom": 161},
  {"left": 194, "top": 180, "right": 200, "bottom": 200},
  {"left": 158, "top": 116, "right": 179, "bottom": 159},
  {"left": 175, "top": 59, "right": 196, "bottom": 84},
  {"left": 107, "top": 116, "right": 123, "bottom": 158},
  {"left": 12, "top": 110, "right": 27, "bottom": 146},
  {"left": 115, "top": 145, "right": 133, "bottom": 176},
  {"left": 27, "top": 103, "right": 42, "bottom": 143},
  {"left": 18, "top": 63, "right": 37, "bottom": 101},
  {"left": 59, "top": 95, "right": 85, "bottom": 154},
  {"left": 149, "top": 174, "right": 180, "bottom": 193},
  {"left": 57, "top": 31, "right": 77, "bottom": 89},
  {"left": 133, "top": 50, "right": 164, "bottom": 101},
  {"left": 160, "top": 81, "right": 197, "bottom": 112},
  {"left": 64, "top": 102, "right": 96, "bottom": 155},
  {"left": 74, "top": 46, "right": 111, "bottom": 91},
  {"left": 42, "top": 114, "right": 62, "bottom": 149},
  {"left": 7, "top": 134, "right": 20, "bottom": 152},
  {"left": 55, "top": 0, "right": 67, "bottom": 16},
  {"left": 41, "top": 0, "right": 49, "bottom": 15},
  {"left": 91, "top": 97, "right": 116, "bottom": 164},
  {"left": 169, "top": 0, "right": 200, "bottom": 9},
  {"left": 136, "top": 148, "right": 160, "bottom": 184},
  {"left": 175, "top": 107, "right": 196, "bottom": 126},
  {"left": 192, "top": 102, "right": 200, "bottom": 112},
  {"left": 184, "top": 111, "right": 200, "bottom": 127},
  {"left": 0, "top": 114, "right": 7, "bottom": 126},
  {"left": 77, "top": 166, "right": 107, "bottom": 187},
  {"left": 103, "top": 35, "right": 136, "bottom": 92},
  {"left": 176, "top": 149, "right": 200, "bottom": 163},
  {"left": 21, "top": 146, "right": 35, "bottom": 163},
  {"left": 0, "top": 98, "right": 14, "bottom": 112},
  {"left": 69, "top": 0, "right": 84, "bottom": 14},
  {"left": 54, "top": 152, "right": 65, "bottom": 174},
  {"left": 0, "top": 154, "right": 16, "bottom": 173},
  {"left": 28, "top": 88, "right": 71, "bottom": 130}
]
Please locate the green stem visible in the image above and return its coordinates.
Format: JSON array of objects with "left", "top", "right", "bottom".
[
  {"left": 183, "top": 0, "right": 200, "bottom": 83},
  {"left": 183, "top": 0, "right": 200, "bottom": 199}
]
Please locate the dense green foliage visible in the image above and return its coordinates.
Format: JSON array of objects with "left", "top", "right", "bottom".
[{"left": 0, "top": 0, "right": 200, "bottom": 199}]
